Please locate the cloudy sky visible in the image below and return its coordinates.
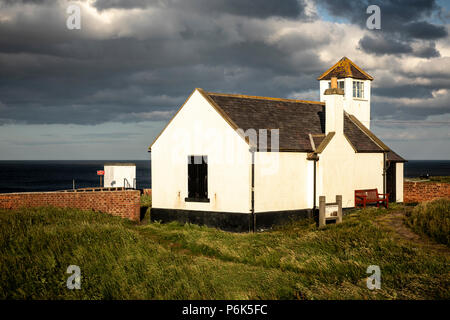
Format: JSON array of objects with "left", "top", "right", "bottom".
[{"left": 0, "top": 0, "right": 449, "bottom": 160}]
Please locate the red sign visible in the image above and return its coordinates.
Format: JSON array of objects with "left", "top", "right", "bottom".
[{"left": 97, "top": 170, "right": 105, "bottom": 176}]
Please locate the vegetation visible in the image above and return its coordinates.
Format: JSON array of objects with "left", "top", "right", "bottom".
[
  {"left": 140, "top": 194, "right": 152, "bottom": 208},
  {"left": 0, "top": 204, "right": 448, "bottom": 300},
  {"left": 140, "top": 194, "right": 152, "bottom": 221},
  {"left": 405, "top": 198, "right": 450, "bottom": 246},
  {"left": 406, "top": 176, "right": 450, "bottom": 183},
  {"left": 429, "top": 176, "right": 450, "bottom": 183}
]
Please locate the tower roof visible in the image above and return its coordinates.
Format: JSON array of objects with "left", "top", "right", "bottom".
[{"left": 317, "top": 57, "right": 373, "bottom": 81}]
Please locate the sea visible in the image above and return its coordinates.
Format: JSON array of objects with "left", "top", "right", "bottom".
[{"left": 0, "top": 160, "right": 449, "bottom": 194}]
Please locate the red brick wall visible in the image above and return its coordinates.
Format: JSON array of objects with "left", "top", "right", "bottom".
[
  {"left": 0, "top": 190, "right": 141, "bottom": 221},
  {"left": 404, "top": 181, "right": 450, "bottom": 203}
]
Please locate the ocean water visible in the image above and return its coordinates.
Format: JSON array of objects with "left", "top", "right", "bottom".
[
  {"left": 0, "top": 160, "right": 448, "bottom": 194},
  {"left": 0, "top": 160, "right": 150, "bottom": 193}
]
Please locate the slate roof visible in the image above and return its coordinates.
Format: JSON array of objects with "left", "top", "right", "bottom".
[
  {"left": 387, "top": 150, "right": 407, "bottom": 162},
  {"left": 204, "top": 91, "right": 404, "bottom": 160},
  {"left": 317, "top": 57, "right": 373, "bottom": 81},
  {"left": 206, "top": 92, "right": 324, "bottom": 151},
  {"left": 148, "top": 88, "right": 405, "bottom": 162},
  {"left": 344, "top": 114, "right": 387, "bottom": 152}
]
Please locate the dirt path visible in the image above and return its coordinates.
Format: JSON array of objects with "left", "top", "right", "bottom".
[{"left": 376, "top": 208, "right": 450, "bottom": 256}]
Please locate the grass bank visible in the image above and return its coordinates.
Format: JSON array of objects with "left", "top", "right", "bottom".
[
  {"left": 405, "top": 198, "right": 450, "bottom": 246},
  {"left": 0, "top": 205, "right": 448, "bottom": 299},
  {"left": 406, "top": 176, "right": 450, "bottom": 183}
]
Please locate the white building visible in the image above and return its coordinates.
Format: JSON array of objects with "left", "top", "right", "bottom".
[
  {"left": 149, "top": 57, "right": 406, "bottom": 231},
  {"left": 104, "top": 163, "right": 136, "bottom": 189}
]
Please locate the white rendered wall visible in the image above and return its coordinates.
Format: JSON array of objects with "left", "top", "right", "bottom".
[
  {"left": 396, "top": 162, "right": 404, "bottom": 202},
  {"left": 320, "top": 78, "right": 371, "bottom": 129},
  {"left": 104, "top": 165, "right": 136, "bottom": 188},
  {"left": 316, "top": 133, "right": 384, "bottom": 208},
  {"left": 254, "top": 152, "right": 313, "bottom": 213},
  {"left": 151, "top": 89, "right": 251, "bottom": 213}
]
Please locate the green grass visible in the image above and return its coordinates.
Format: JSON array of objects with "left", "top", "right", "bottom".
[
  {"left": 140, "top": 195, "right": 152, "bottom": 222},
  {"left": 0, "top": 205, "right": 448, "bottom": 300},
  {"left": 405, "top": 198, "right": 450, "bottom": 246},
  {"left": 429, "top": 176, "right": 450, "bottom": 183},
  {"left": 406, "top": 176, "right": 450, "bottom": 183},
  {"left": 140, "top": 194, "right": 152, "bottom": 208}
]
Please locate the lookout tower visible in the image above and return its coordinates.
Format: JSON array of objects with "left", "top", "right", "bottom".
[{"left": 318, "top": 57, "right": 373, "bottom": 129}]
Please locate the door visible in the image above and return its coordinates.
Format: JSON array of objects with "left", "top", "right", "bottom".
[{"left": 386, "top": 162, "right": 396, "bottom": 203}]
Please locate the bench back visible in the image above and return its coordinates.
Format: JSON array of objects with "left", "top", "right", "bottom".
[{"left": 355, "top": 189, "right": 378, "bottom": 201}]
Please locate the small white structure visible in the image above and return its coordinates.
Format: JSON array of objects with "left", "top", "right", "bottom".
[
  {"left": 104, "top": 163, "right": 136, "bottom": 189},
  {"left": 149, "top": 57, "right": 406, "bottom": 231}
]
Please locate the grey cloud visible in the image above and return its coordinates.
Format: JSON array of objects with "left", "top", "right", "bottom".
[
  {"left": 358, "top": 35, "right": 413, "bottom": 55},
  {"left": 358, "top": 34, "right": 441, "bottom": 58},
  {"left": 1, "top": 0, "right": 57, "bottom": 5},
  {"left": 373, "top": 85, "right": 433, "bottom": 99},
  {"left": 373, "top": 102, "right": 450, "bottom": 121},
  {"left": 0, "top": 0, "right": 448, "bottom": 129},
  {"left": 93, "top": 0, "right": 309, "bottom": 19},
  {"left": 317, "top": 0, "right": 447, "bottom": 57},
  {"left": 413, "top": 42, "right": 440, "bottom": 58},
  {"left": 92, "top": 0, "right": 151, "bottom": 11},
  {"left": 404, "top": 21, "right": 447, "bottom": 39},
  {"left": 0, "top": 0, "right": 326, "bottom": 125}
]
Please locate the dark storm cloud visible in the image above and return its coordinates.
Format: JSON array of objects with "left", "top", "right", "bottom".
[
  {"left": 372, "top": 100, "right": 450, "bottom": 121},
  {"left": 93, "top": 0, "right": 308, "bottom": 19},
  {"left": 317, "top": 0, "right": 441, "bottom": 30},
  {"left": 317, "top": 0, "right": 447, "bottom": 57},
  {"left": 0, "top": 0, "right": 327, "bottom": 125},
  {"left": 373, "top": 85, "right": 433, "bottom": 99},
  {"left": 92, "top": 0, "right": 151, "bottom": 11},
  {"left": 404, "top": 21, "right": 448, "bottom": 39},
  {"left": 0, "top": 0, "right": 448, "bottom": 128},
  {"left": 1, "top": 0, "right": 56, "bottom": 5},
  {"left": 358, "top": 35, "right": 413, "bottom": 55}
]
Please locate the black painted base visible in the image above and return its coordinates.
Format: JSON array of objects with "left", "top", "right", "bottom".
[{"left": 150, "top": 208, "right": 315, "bottom": 232}]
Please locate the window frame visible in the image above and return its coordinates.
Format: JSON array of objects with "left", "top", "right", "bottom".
[
  {"left": 353, "top": 80, "right": 365, "bottom": 99},
  {"left": 185, "top": 155, "right": 210, "bottom": 203}
]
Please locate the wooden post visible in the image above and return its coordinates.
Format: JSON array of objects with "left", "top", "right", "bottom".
[
  {"left": 336, "top": 195, "right": 343, "bottom": 223},
  {"left": 319, "top": 196, "right": 326, "bottom": 227}
]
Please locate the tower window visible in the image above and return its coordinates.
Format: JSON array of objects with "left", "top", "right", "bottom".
[{"left": 353, "top": 81, "right": 364, "bottom": 98}]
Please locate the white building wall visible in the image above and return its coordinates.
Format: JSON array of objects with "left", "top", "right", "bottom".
[
  {"left": 396, "top": 162, "right": 404, "bottom": 202},
  {"left": 151, "top": 89, "right": 251, "bottom": 213},
  {"left": 317, "top": 134, "right": 384, "bottom": 208},
  {"left": 320, "top": 78, "right": 371, "bottom": 129},
  {"left": 254, "top": 152, "right": 313, "bottom": 212},
  {"left": 104, "top": 165, "right": 136, "bottom": 188}
]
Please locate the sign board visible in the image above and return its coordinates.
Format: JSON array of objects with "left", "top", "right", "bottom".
[
  {"left": 325, "top": 204, "right": 338, "bottom": 218},
  {"left": 319, "top": 195, "right": 342, "bottom": 227},
  {"left": 97, "top": 170, "right": 105, "bottom": 176}
]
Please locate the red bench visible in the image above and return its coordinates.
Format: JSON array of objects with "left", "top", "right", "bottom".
[{"left": 355, "top": 189, "right": 389, "bottom": 208}]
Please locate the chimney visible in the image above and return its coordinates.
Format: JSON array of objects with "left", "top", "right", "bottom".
[{"left": 324, "top": 76, "right": 344, "bottom": 135}]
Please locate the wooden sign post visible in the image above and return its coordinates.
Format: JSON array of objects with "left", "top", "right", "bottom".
[
  {"left": 319, "top": 195, "right": 342, "bottom": 227},
  {"left": 97, "top": 170, "right": 105, "bottom": 187}
]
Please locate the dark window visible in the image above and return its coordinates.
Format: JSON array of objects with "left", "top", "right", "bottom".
[{"left": 185, "top": 155, "right": 209, "bottom": 202}]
